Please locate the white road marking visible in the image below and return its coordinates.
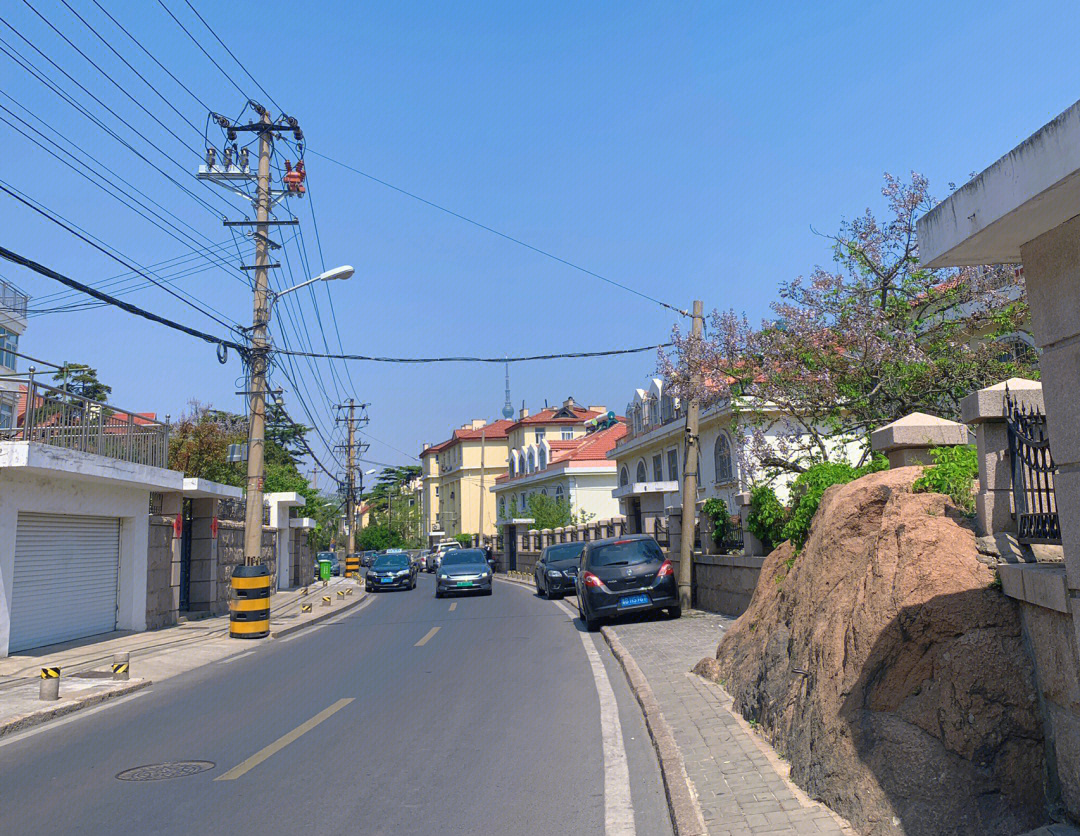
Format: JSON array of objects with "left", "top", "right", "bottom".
[
  {"left": 0, "top": 690, "right": 149, "bottom": 749},
  {"left": 415, "top": 626, "right": 440, "bottom": 647},
  {"left": 216, "top": 650, "right": 255, "bottom": 665},
  {"left": 578, "top": 630, "right": 636, "bottom": 835},
  {"left": 448, "top": 602, "right": 457, "bottom": 612}
]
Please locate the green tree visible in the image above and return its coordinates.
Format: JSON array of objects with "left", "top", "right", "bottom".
[
  {"left": 357, "top": 524, "right": 405, "bottom": 551},
  {"left": 53, "top": 362, "right": 112, "bottom": 403}
]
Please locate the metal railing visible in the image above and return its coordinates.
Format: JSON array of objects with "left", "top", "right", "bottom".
[
  {"left": 715, "top": 515, "right": 744, "bottom": 554},
  {"left": 1006, "top": 386, "right": 1060, "bottom": 544},
  {"left": 219, "top": 497, "right": 270, "bottom": 526},
  {"left": 1, "top": 369, "right": 169, "bottom": 468},
  {"left": 0, "top": 278, "right": 28, "bottom": 318}
]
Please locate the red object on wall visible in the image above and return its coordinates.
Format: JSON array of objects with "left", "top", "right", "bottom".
[
  {"left": 211, "top": 517, "right": 219, "bottom": 539},
  {"left": 173, "top": 514, "right": 183, "bottom": 537}
]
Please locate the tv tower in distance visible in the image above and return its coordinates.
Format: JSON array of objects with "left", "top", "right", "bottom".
[{"left": 501, "top": 359, "right": 514, "bottom": 419}]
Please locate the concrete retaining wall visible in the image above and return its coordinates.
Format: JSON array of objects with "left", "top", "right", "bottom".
[
  {"left": 145, "top": 517, "right": 177, "bottom": 630},
  {"left": 691, "top": 553, "right": 765, "bottom": 617}
]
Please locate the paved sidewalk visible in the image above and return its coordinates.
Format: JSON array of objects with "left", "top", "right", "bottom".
[
  {"left": 609, "top": 611, "right": 854, "bottom": 836},
  {"left": 0, "top": 576, "right": 365, "bottom": 735}
]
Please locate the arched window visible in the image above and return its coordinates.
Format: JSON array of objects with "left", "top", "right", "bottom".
[
  {"left": 538, "top": 445, "right": 547, "bottom": 470},
  {"left": 636, "top": 460, "right": 647, "bottom": 483},
  {"left": 499, "top": 496, "right": 506, "bottom": 517},
  {"left": 508, "top": 457, "right": 516, "bottom": 476},
  {"left": 647, "top": 397, "right": 660, "bottom": 426},
  {"left": 620, "top": 466, "right": 629, "bottom": 487},
  {"left": 528, "top": 449, "right": 536, "bottom": 472},
  {"left": 555, "top": 485, "right": 564, "bottom": 498},
  {"left": 541, "top": 488, "right": 548, "bottom": 496},
  {"left": 714, "top": 433, "right": 733, "bottom": 483}
]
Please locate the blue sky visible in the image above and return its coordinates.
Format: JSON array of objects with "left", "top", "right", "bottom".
[{"left": 3, "top": 0, "right": 1080, "bottom": 482}]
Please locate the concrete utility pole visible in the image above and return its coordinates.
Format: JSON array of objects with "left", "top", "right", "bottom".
[
  {"left": 478, "top": 425, "right": 486, "bottom": 539},
  {"left": 242, "top": 109, "right": 274, "bottom": 567},
  {"left": 677, "top": 300, "right": 704, "bottom": 609},
  {"left": 345, "top": 399, "right": 357, "bottom": 556}
]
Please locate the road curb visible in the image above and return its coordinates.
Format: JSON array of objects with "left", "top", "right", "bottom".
[
  {"left": 601, "top": 625, "right": 709, "bottom": 836},
  {"left": 270, "top": 588, "right": 368, "bottom": 640},
  {"left": 0, "top": 678, "right": 152, "bottom": 739}
]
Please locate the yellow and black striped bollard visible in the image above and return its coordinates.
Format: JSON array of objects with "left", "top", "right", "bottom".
[
  {"left": 112, "top": 652, "right": 130, "bottom": 681},
  {"left": 301, "top": 603, "right": 312, "bottom": 613},
  {"left": 322, "top": 595, "right": 332, "bottom": 607},
  {"left": 345, "top": 587, "right": 353, "bottom": 596},
  {"left": 39, "top": 666, "right": 60, "bottom": 701},
  {"left": 336, "top": 590, "right": 346, "bottom": 599},
  {"left": 230, "top": 564, "right": 271, "bottom": 639},
  {"left": 345, "top": 554, "right": 360, "bottom": 578}
]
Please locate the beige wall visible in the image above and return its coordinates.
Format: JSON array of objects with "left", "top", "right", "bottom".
[{"left": 434, "top": 435, "right": 507, "bottom": 538}]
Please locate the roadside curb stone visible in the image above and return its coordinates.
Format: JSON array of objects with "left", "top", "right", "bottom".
[
  {"left": 270, "top": 587, "right": 368, "bottom": 639},
  {"left": 0, "top": 678, "right": 151, "bottom": 739}
]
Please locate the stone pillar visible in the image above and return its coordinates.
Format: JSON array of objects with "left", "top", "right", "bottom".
[
  {"left": 667, "top": 508, "right": 682, "bottom": 558},
  {"left": 870, "top": 411, "right": 972, "bottom": 469},
  {"left": 574, "top": 523, "right": 585, "bottom": 542},
  {"left": 738, "top": 491, "right": 764, "bottom": 557},
  {"left": 697, "top": 500, "right": 717, "bottom": 556},
  {"left": 961, "top": 379, "right": 1043, "bottom": 538},
  {"left": 160, "top": 491, "right": 182, "bottom": 620},
  {"left": 539, "top": 528, "right": 550, "bottom": 549}
]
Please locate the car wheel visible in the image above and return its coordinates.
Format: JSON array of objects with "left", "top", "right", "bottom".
[
  {"left": 435, "top": 587, "right": 443, "bottom": 599},
  {"left": 584, "top": 606, "right": 601, "bottom": 632},
  {"left": 484, "top": 587, "right": 493, "bottom": 596},
  {"left": 667, "top": 605, "right": 682, "bottom": 620}
]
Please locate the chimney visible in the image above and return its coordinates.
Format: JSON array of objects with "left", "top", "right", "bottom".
[
  {"left": 519, "top": 406, "right": 530, "bottom": 419},
  {"left": 563, "top": 396, "right": 576, "bottom": 409},
  {"left": 471, "top": 419, "right": 487, "bottom": 430},
  {"left": 588, "top": 405, "right": 607, "bottom": 415},
  {"left": 423, "top": 442, "right": 430, "bottom": 451}
]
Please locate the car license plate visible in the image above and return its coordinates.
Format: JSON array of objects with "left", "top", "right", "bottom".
[
  {"left": 618, "top": 593, "right": 650, "bottom": 608},
  {"left": 456, "top": 581, "right": 473, "bottom": 587},
  {"left": 380, "top": 577, "right": 392, "bottom": 584}
]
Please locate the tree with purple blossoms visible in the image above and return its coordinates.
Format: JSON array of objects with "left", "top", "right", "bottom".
[{"left": 660, "top": 173, "right": 1035, "bottom": 479}]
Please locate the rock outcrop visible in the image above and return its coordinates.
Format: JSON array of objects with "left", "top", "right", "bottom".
[{"left": 704, "top": 467, "right": 1046, "bottom": 836}]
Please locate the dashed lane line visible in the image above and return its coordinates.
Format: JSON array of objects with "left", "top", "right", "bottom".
[
  {"left": 414, "top": 626, "right": 440, "bottom": 647},
  {"left": 449, "top": 602, "right": 457, "bottom": 612}
]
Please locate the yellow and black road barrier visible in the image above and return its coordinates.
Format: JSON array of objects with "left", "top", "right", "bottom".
[
  {"left": 301, "top": 586, "right": 309, "bottom": 596},
  {"left": 336, "top": 590, "right": 345, "bottom": 599},
  {"left": 345, "top": 587, "right": 353, "bottom": 596},
  {"left": 321, "top": 595, "right": 331, "bottom": 607},
  {"left": 301, "top": 603, "right": 312, "bottom": 613},
  {"left": 345, "top": 554, "right": 360, "bottom": 577},
  {"left": 39, "top": 666, "right": 60, "bottom": 701},
  {"left": 230, "top": 564, "right": 271, "bottom": 639}
]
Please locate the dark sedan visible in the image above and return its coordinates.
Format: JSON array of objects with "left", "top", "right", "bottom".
[
  {"left": 575, "top": 535, "right": 680, "bottom": 631},
  {"left": 365, "top": 553, "right": 417, "bottom": 591},
  {"left": 534, "top": 541, "right": 584, "bottom": 600},
  {"left": 435, "top": 549, "right": 493, "bottom": 598}
]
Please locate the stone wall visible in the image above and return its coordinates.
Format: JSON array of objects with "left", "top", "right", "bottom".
[
  {"left": 216, "top": 521, "right": 277, "bottom": 614},
  {"left": 145, "top": 516, "right": 177, "bottom": 630},
  {"left": 691, "top": 553, "right": 765, "bottom": 616},
  {"left": 292, "top": 528, "right": 312, "bottom": 586}
]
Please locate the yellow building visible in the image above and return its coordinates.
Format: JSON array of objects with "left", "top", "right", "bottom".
[{"left": 419, "top": 418, "right": 513, "bottom": 541}]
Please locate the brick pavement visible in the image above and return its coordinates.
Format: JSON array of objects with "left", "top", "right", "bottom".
[{"left": 609, "top": 610, "right": 854, "bottom": 836}]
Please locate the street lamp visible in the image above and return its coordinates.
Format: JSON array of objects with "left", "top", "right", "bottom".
[{"left": 268, "top": 265, "right": 354, "bottom": 311}]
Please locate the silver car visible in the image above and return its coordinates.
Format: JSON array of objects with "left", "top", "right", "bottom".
[{"left": 435, "top": 549, "right": 493, "bottom": 597}]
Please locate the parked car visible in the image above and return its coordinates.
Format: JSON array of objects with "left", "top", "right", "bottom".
[
  {"left": 365, "top": 553, "right": 417, "bottom": 592},
  {"left": 430, "top": 541, "right": 459, "bottom": 572},
  {"left": 575, "top": 534, "right": 679, "bottom": 631},
  {"left": 534, "top": 541, "right": 585, "bottom": 600},
  {"left": 361, "top": 551, "right": 379, "bottom": 568},
  {"left": 314, "top": 552, "right": 341, "bottom": 578},
  {"left": 435, "top": 548, "right": 493, "bottom": 598}
]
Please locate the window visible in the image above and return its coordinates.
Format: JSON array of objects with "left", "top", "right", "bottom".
[
  {"left": 555, "top": 485, "right": 563, "bottom": 498},
  {"left": 646, "top": 397, "right": 660, "bottom": 426},
  {"left": 561, "top": 428, "right": 573, "bottom": 440},
  {"left": 0, "top": 327, "right": 17, "bottom": 370},
  {"left": 995, "top": 333, "right": 1037, "bottom": 365},
  {"left": 527, "top": 449, "right": 536, "bottom": 472},
  {"left": 652, "top": 454, "right": 664, "bottom": 481},
  {"left": 619, "top": 466, "right": 629, "bottom": 487},
  {"left": 435, "top": 487, "right": 440, "bottom": 497},
  {"left": 535, "top": 429, "right": 546, "bottom": 443},
  {"left": 541, "top": 488, "right": 548, "bottom": 496},
  {"left": 538, "top": 446, "right": 547, "bottom": 470},
  {"left": 635, "top": 460, "right": 647, "bottom": 483},
  {"left": 667, "top": 449, "right": 679, "bottom": 483},
  {"left": 450, "top": 491, "right": 455, "bottom": 499},
  {"left": 661, "top": 395, "right": 675, "bottom": 422},
  {"left": 714, "top": 433, "right": 733, "bottom": 483},
  {"left": 0, "top": 401, "right": 11, "bottom": 429},
  {"left": 499, "top": 496, "right": 506, "bottom": 517},
  {"left": 632, "top": 405, "right": 643, "bottom": 434}
]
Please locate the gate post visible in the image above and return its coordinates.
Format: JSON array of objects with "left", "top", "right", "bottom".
[{"left": 961, "top": 378, "right": 1043, "bottom": 537}]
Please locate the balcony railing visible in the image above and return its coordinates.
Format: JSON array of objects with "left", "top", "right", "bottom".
[
  {"left": 1, "top": 370, "right": 169, "bottom": 468},
  {"left": 0, "top": 278, "right": 28, "bottom": 318},
  {"left": 617, "top": 403, "right": 685, "bottom": 447}
]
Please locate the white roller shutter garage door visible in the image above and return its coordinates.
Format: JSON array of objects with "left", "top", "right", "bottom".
[{"left": 9, "top": 513, "right": 120, "bottom": 653}]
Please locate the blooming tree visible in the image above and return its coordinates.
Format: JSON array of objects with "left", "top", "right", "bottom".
[{"left": 660, "top": 173, "right": 1035, "bottom": 478}]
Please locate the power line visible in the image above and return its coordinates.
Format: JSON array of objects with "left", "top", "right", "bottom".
[
  {"left": 154, "top": 0, "right": 249, "bottom": 100},
  {"left": 275, "top": 343, "right": 673, "bottom": 364},
  {"left": 0, "top": 227, "right": 244, "bottom": 353},
  {"left": 307, "top": 148, "right": 690, "bottom": 317}
]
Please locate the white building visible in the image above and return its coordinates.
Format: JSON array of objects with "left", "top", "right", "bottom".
[{"left": 0, "top": 278, "right": 29, "bottom": 432}]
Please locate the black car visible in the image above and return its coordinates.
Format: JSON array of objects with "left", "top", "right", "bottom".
[
  {"left": 534, "top": 541, "right": 584, "bottom": 600},
  {"left": 365, "top": 553, "right": 417, "bottom": 591},
  {"left": 575, "top": 535, "right": 679, "bottom": 631},
  {"left": 361, "top": 551, "right": 379, "bottom": 568},
  {"left": 435, "top": 548, "right": 493, "bottom": 598}
]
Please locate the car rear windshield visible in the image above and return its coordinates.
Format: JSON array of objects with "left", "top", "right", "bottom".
[
  {"left": 587, "top": 539, "right": 664, "bottom": 568},
  {"left": 373, "top": 556, "right": 409, "bottom": 570},
  {"left": 442, "top": 550, "right": 486, "bottom": 567},
  {"left": 546, "top": 543, "right": 584, "bottom": 562}
]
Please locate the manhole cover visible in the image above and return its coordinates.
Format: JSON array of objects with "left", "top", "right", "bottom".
[{"left": 116, "top": 761, "right": 215, "bottom": 781}]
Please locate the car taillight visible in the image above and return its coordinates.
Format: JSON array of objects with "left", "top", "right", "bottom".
[
  {"left": 581, "top": 571, "right": 604, "bottom": 588},
  {"left": 656, "top": 560, "right": 674, "bottom": 578}
]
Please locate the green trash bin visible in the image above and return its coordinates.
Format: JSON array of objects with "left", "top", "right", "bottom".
[{"left": 318, "top": 559, "right": 332, "bottom": 582}]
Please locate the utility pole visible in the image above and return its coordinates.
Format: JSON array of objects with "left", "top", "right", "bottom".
[
  {"left": 242, "top": 109, "right": 273, "bottom": 567},
  {"left": 478, "top": 424, "right": 486, "bottom": 540},
  {"left": 345, "top": 400, "right": 357, "bottom": 556},
  {"left": 677, "top": 300, "right": 704, "bottom": 610}
]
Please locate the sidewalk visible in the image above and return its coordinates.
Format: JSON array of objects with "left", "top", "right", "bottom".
[
  {"left": 606, "top": 611, "right": 854, "bottom": 836},
  {"left": 0, "top": 575, "right": 366, "bottom": 737}
]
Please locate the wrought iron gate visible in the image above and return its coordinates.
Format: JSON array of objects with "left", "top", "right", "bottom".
[{"left": 1005, "top": 387, "right": 1061, "bottom": 544}]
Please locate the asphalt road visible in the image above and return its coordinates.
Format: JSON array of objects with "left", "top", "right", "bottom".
[{"left": 0, "top": 573, "right": 673, "bottom": 836}]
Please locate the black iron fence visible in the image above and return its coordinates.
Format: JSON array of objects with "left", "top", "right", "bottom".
[
  {"left": 714, "top": 515, "right": 744, "bottom": 554},
  {"left": 1005, "top": 387, "right": 1060, "bottom": 544}
]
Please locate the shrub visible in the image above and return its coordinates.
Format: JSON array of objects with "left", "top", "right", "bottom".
[
  {"left": 747, "top": 486, "right": 785, "bottom": 552},
  {"left": 453, "top": 533, "right": 474, "bottom": 546},
  {"left": 780, "top": 456, "right": 889, "bottom": 551},
  {"left": 912, "top": 444, "right": 978, "bottom": 513}
]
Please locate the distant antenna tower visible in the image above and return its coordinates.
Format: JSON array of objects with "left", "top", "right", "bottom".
[{"left": 501, "top": 359, "right": 514, "bottom": 419}]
